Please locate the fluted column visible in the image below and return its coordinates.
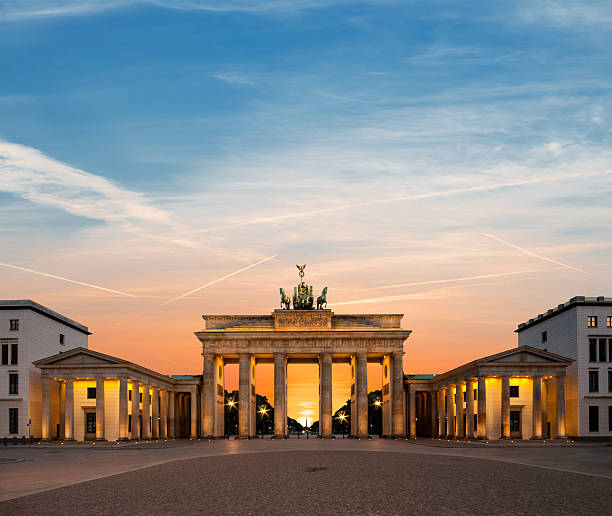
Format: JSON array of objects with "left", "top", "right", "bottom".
[
  {"left": 239, "top": 354, "right": 253, "bottom": 439},
  {"left": 532, "top": 376, "right": 542, "bottom": 439},
  {"left": 319, "top": 353, "right": 332, "bottom": 438},
  {"left": 95, "top": 377, "right": 105, "bottom": 440},
  {"left": 202, "top": 354, "right": 216, "bottom": 438},
  {"left": 159, "top": 389, "right": 167, "bottom": 438},
  {"left": 542, "top": 378, "right": 549, "bottom": 438},
  {"left": 465, "top": 379, "right": 474, "bottom": 439},
  {"left": 455, "top": 382, "right": 464, "bottom": 439},
  {"left": 438, "top": 388, "right": 445, "bottom": 437},
  {"left": 445, "top": 386, "right": 454, "bottom": 438},
  {"left": 501, "top": 375, "right": 511, "bottom": 439},
  {"left": 151, "top": 387, "right": 160, "bottom": 439},
  {"left": 167, "top": 391, "right": 175, "bottom": 438},
  {"left": 477, "top": 377, "right": 487, "bottom": 439},
  {"left": 555, "top": 375, "right": 566, "bottom": 438},
  {"left": 356, "top": 353, "right": 368, "bottom": 437},
  {"left": 430, "top": 390, "right": 438, "bottom": 438},
  {"left": 274, "top": 354, "right": 287, "bottom": 438},
  {"left": 190, "top": 388, "right": 197, "bottom": 438},
  {"left": 391, "top": 352, "right": 405, "bottom": 437},
  {"left": 42, "top": 378, "right": 52, "bottom": 440},
  {"left": 408, "top": 386, "right": 416, "bottom": 438},
  {"left": 119, "top": 378, "right": 129, "bottom": 440},
  {"left": 142, "top": 384, "right": 151, "bottom": 439},
  {"left": 64, "top": 378, "right": 74, "bottom": 440},
  {"left": 59, "top": 381, "right": 65, "bottom": 439},
  {"left": 131, "top": 382, "right": 140, "bottom": 439}
]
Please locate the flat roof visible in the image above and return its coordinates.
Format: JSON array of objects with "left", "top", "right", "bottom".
[
  {"left": 516, "top": 296, "right": 612, "bottom": 332},
  {"left": 0, "top": 300, "right": 90, "bottom": 335}
]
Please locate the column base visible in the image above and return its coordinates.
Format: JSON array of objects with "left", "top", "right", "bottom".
[
  {"left": 95, "top": 438, "right": 106, "bottom": 441},
  {"left": 476, "top": 436, "right": 488, "bottom": 440},
  {"left": 118, "top": 437, "right": 130, "bottom": 441}
]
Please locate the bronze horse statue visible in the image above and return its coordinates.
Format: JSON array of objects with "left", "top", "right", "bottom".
[
  {"left": 317, "top": 286, "right": 328, "bottom": 310},
  {"left": 279, "top": 288, "right": 291, "bottom": 309}
]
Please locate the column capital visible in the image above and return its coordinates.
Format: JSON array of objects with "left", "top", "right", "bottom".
[{"left": 391, "top": 351, "right": 404, "bottom": 358}]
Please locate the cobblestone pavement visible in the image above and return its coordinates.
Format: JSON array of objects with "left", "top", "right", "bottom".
[{"left": 1, "top": 439, "right": 611, "bottom": 514}]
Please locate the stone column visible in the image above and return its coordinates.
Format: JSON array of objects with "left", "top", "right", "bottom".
[
  {"left": 319, "top": 353, "right": 332, "bottom": 438},
  {"left": 95, "top": 377, "right": 105, "bottom": 440},
  {"left": 151, "top": 387, "right": 160, "bottom": 439},
  {"left": 159, "top": 390, "right": 167, "bottom": 438},
  {"left": 542, "top": 378, "right": 549, "bottom": 438},
  {"left": 408, "top": 386, "right": 416, "bottom": 438},
  {"left": 391, "top": 352, "right": 405, "bottom": 437},
  {"left": 59, "top": 381, "right": 65, "bottom": 439},
  {"left": 167, "top": 391, "right": 175, "bottom": 438},
  {"left": 430, "top": 390, "right": 438, "bottom": 438},
  {"left": 190, "top": 388, "right": 198, "bottom": 439},
  {"left": 532, "top": 376, "right": 542, "bottom": 439},
  {"left": 555, "top": 375, "right": 566, "bottom": 438},
  {"left": 202, "top": 354, "right": 217, "bottom": 438},
  {"left": 437, "top": 388, "right": 445, "bottom": 438},
  {"left": 274, "top": 354, "right": 287, "bottom": 438},
  {"left": 42, "top": 377, "right": 52, "bottom": 440},
  {"left": 119, "top": 378, "right": 129, "bottom": 440},
  {"left": 477, "top": 377, "right": 487, "bottom": 439},
  {"left": 131, "top": 382, "right": 140, "bottom": 440},
  {"left": 455, "top": 382, "right": 464, "bottom": 439},
  {"left": 465, "top": 379, "right": 474, "bottom": 439},
  {"left": 356, "top": 353, "right": 368, "bottom": 437},
  {"left": 142, "top": 384, "right": 151, "bottom": 439},
  {"left": 501, "top": 375, "right": 511, "bottom": 439},
  {"left": 445, "top": 386, "right": 454, "bottom": 438},
  {"left": 239, "top": 354, "right": 253, "bottom": 439},
  {"left": 64, "top": 378, "right": 74, "bottom": 440}
]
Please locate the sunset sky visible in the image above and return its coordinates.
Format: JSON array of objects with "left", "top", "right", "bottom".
[{"left": 1, "top": 1, "right": 611, "bottom": 424}]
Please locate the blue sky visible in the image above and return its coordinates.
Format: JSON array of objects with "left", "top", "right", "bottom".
[{"left": 1, "top": 1, "right": 611, "bottom": 382}]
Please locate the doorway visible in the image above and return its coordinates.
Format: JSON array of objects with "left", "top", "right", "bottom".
[
  {"left": 85, "top": 411, "right": 96, "bottom": 440},
  {"left": 510, "top": 409, "right": 521, "bottom": 438}
]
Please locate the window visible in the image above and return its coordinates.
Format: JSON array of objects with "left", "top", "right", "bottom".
[
  {"left": 608, "top": 371, "right": 612, "bottom": 393},
  {"left": 128, "top": 415, "right": 132, "bottom": 432},
  {"left": 1, "top": 343, "right": 7, "bottom": 365},
  {"left": 86, "top": 413, "right": 96, "bottom": 433},
  {"left": 9, "top": 319, "right": 19, "bottom": 330},
  {"left": 474, "top": 388, "right": 478, "bottom": 401},
  {"left": 510, "top": 410, "right": 520, "bottom": 432},
  {"left": 9, "top": 373, "right": 18, "bottom": 394},
  {"left": 600, "top": 339, "right": 608, "bottom": 362},
  {"left": 473, "top": 414, "right": 477, "bottom": 430},
  {"left": 609, "top": 406, "right": 612, "bottom": 432},
  {"left": 609, "top": 339, "right": 612, "bottom": 362},
  {"left": 9, "top": 408, "right": 18, "bottom": 434},
  {"left": 139, "top": 392, "right": 143, "bottom": 403},
  {"left": 87, "top": 387, "right": 96, "bottom": 399},
  {"left": 588, "top": 316, "right": 598, "bottom": 327},
  {"left": 463, "top": 391, "right": 466, "bottom": 401},
  {"left": 607, "top": 316, "right": 612, "bottom": 328},
  {"left": 589, "top": 339, "right": 597, "bottom": 362},
  {"left": 588, "top": 406, "right": 599, "bottom": 432},
  {"left": 59, "top": 334, "right": 65, "bottom": 345},
  {"left": 589, "top": 371, "right": 599, "bottom": 392},
  {"left": 541, "top": 331, "right": 547, "bottom": 343},
  {"left": 10, "top": 343, "right": 17, "bottom": 365},
  {"left": 509, "top": 386, "right": 519, "bottom": 398},
  {"left": 128, "top": 389, "right": 132, "bottom": 401}
]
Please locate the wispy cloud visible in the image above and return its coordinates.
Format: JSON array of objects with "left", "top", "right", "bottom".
[
  {"left": 0, "top": 140, "right": 199, "bottom": 247},
  {"left": 482, "top": 233, "right": 588, "bottom": 274}
]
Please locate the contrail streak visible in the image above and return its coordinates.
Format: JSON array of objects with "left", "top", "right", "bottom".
[
  {"left": 161, "top": 254, "right": 278, "bottom": 305},
  {"left": 482, "top": 233, "right": 587, "bottom": 274},
  {"left": 0, "top": 262, "right": 137, "bottom": 297},
  {"left": 362, "top": 268, "right": 561, "bottom": 291}
]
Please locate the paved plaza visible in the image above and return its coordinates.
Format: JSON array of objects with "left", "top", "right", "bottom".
[{"left": 1, "top": 439, "right": 611, "bottom": 515}]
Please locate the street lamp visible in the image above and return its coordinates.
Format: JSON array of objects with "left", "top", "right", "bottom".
[
  {"left": 373, "top": 399, "right": 382, "bottom": 438},
  {"left": 337, "top": 412, "right": 348, "bottom": 439},
  {"left": 258, "top": 406, "right": 268, "bottom": 439},
  {"left": 226, "top": 399, "right": 237, "bottom": 437}
]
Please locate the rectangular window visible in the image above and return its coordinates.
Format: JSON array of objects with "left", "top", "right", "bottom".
[
  {"left": 9, "top": 319, "right": 19, "bottom": 330},
  {"left": 139, "top": 392, "right": 143, "bottom": 403},
  {"left": 86, "top": 412, "right": 96, "bottom": 433},
  {"left": 609, "top": 339, "right": 612, "bottom": 362},
  {"left": 588, "top": 405, "right": 599, "bottom": 432},
  {"left": 87, "top": 387, "right": 96, "bottom": 399},
  {"left": 589, "top": 339, "right": 597, "bottom": 362},
  {"left": 541, "top": 331, "right": 547, "bottom": 343},
  {"left": 609, "top": 406, "right": 612, "bottom": 432},
  {"left": 128, "top": 389, "right": 132, "bottom": 401},
  {"left": 473, "top": 414, "right": 477, "bottom": 430},
  {"left": 599, "top": 339, "right": 607, "bottom": 362},
  {"left": 463, "top": 391, "right": 466, "bottom": 401},
  {"left": 1, "top": 343, "right": 7, "bottom": 365},
  {"left": 609, "top": 371, "right": 612, "bottom": 393},
  {"left": 9, "top": 408, "right": 18, "bottom": 434},
  {"left": 607, "top": 316, "right": 612, "bottom": 328},
  {"left": 588, "top": 316, "right": 598, "bottom": 327},
  {"left": 509, "top": 386, "right": 519, "bottom": 398},
  {"left": 10, "top": 343, "right": 17, "bottom": 365},
  {"left": 9, "top": 373, "right": 18, "bottom": 394},
  {"left": 589, "top": 371, "right": 599, "bottom": 392},
  {"left": 474, "top": 388, "right": 478, "bottom": 401},
  {"left": 59, "top": 334, "right": 65, "bottom": 345},
  {"left": 128, "top": 415, "right": 132, "bottom": 432},
  {"left": 510, "top": 411, "right": 520, "bottom": 432}
]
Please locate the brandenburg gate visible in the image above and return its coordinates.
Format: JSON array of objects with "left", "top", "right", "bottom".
[{"left": 196, "top": 266, "right": 412, "bottom": 439}]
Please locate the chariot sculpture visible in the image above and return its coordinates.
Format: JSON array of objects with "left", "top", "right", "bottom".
[{"left": 279, "top": 264, "right": 328, "bottom": 310}]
